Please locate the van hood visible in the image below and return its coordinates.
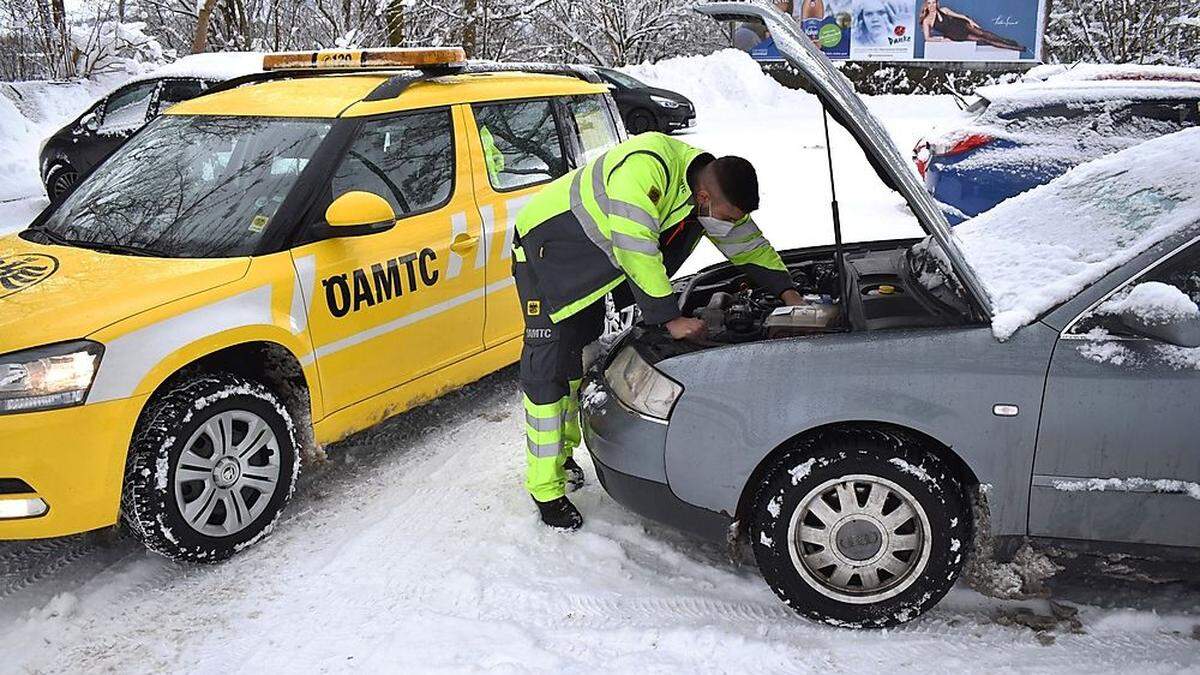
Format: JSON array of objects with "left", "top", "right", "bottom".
[
  {"left": 696, "top": 1, "right": 993, "bottom": 318},
  {"left": 0, "top": 232, "right": 250, "bottom": 355}
]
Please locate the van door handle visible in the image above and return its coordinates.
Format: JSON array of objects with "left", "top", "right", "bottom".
[{"left": 450, "top": 233, "right": 480, "bottom": 254}]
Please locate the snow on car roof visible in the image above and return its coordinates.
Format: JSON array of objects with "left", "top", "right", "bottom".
[
  {"left": 123, "top": 52, "right": 263, "bottom": 87},
  {"left": 975, "top": 79, "right": 1200, "bottom": 109},
  {"left": 1023, "top": 62, "right": 1200, "bottom": 84},
  {"left": 951, "top": 127, "right": 1200, "bottom": 340}
]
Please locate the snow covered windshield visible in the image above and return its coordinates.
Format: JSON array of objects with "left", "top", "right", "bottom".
[
  {"left": 33, "top": 115, "right": 330, "bottom": 258},
  {"left": 923, "top": 126, "right": 1200, "bottom": 339}
]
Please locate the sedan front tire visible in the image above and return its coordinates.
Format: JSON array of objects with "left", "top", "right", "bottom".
[{"left": 750, "top": 428, "right": 970, "bottom": 628}]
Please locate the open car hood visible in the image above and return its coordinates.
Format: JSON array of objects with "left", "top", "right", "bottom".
[{"left": 696, "top": 1, "right": 993, "bottom": 318}]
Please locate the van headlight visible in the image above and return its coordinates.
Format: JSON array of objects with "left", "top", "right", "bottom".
[
  {"left": 604, "top": 346, "right": 682, "bottom": 420},
  {"left": 0, "top": 341, "right": 104, "bottom": 414}
]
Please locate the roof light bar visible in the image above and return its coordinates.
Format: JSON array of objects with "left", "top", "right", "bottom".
[{"left": 262, "top": 47, "right": 467, "bottom": 72}]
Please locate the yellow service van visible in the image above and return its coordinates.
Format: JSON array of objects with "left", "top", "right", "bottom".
[{"left": 0, "top": 48, "right": 623, "bottom": 561}]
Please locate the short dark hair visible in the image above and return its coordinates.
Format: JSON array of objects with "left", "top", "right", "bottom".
[{"left": 710, "top": 156, "right": 759, "bottom": 213}]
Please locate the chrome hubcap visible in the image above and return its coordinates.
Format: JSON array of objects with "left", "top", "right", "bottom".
[
  {"left": 787, "top": 474, "right": 932, "bottom": 604},
  {"left": 173, "top": 410, "right": 281, "bottom": 537}
]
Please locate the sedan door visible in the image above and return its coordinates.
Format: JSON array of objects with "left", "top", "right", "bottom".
[{"left": 1030, "top": 237, "right": 1200, "bottom": 547}]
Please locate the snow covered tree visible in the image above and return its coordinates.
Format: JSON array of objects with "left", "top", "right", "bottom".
[
  {"left": 532, "top": 0, "right": 728, "bottom": 65},
  {"left": 1046, "top": 0, "right": 1200, "bottom": 66}
]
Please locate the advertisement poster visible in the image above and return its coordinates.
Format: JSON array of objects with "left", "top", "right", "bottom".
[{"left": 739, "top": 0, "right": 1044, "bottom": 63}]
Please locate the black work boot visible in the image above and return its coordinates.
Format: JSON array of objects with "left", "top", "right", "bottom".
[
  {"left": 564, "top": 457, "right": 586, "bottom": 492},
  {"left": 533, "top": 496, "right": 583, "bottom": 530}
]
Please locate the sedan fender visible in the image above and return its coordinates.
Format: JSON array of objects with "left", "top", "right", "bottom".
[{"left": 655, "top": 322, "right": 1059, "bottom": 537}]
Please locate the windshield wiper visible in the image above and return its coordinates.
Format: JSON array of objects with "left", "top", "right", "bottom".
[{"left": 28, "top": 228, "right": 164, "bottom": 257}]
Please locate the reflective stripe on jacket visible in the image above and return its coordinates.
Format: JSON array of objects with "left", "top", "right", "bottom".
[{"left": 515, "top": 132, "right": 792, "bottom": 324}]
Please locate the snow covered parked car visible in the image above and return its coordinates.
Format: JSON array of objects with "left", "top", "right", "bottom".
[
  {"left": 581, "top": 2, "right": 1200, "bottom": 629},
  {"left": 37, "top": 52, "right": 262, "bottom": 202},
  {"left": 913, "top": 64, "right": 1200, "bottom": 223}
]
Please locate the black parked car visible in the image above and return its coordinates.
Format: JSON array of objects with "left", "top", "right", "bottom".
[
  {"left": 38, "top": 53, "right": 260, "bottom": 201},
  {"left": 593, "top": 66, "right": 696, "bottom": 134}
]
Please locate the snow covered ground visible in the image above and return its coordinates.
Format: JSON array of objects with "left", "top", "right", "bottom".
[
  {"left": 1, "top": 372, "right": 1197, "bottom": 673},
  {"left": 1, "top": 51, "right": 1198, "bottom": 672}
]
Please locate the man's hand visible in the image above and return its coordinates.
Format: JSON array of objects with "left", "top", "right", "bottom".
[
  {"left": 781, "top": 289, "right": 807, "bottom": 306},
  {"left": 665, "top": 316, "right": 707, "bottom": 340}
]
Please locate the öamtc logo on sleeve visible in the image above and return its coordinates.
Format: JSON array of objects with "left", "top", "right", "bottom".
[{"left": 0, "top": 253, "right": 59, "bottom": 299}]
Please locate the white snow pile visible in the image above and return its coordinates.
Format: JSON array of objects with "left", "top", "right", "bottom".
[
  {"left": 0, "top": 95, "right": 46, "bottom": 202},
  {"left": 952, "top": 127, "right": 1200, "bottom": 339},
  {"left": 623, "top": 48, "right": 813, "bottom": 116},
  {"left": 1098, "top": 281, "right": 1200, "bottom": 325}
]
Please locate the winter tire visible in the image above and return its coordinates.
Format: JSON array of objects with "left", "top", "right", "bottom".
[
  {"left": 45, "top": 162, "right": 79, "bottom": 202},
  {"left": 122, "top": 372, "right": 300, "bottom": 563},
  {"left": 626, "top": 109, "right": 656, "bottom": 134},
  {"left": 750, "top": 428, "right": 970, "bottom": 628}
]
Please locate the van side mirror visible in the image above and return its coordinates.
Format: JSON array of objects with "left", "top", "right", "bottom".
[
  {"left": 324, "top": 191, "right": 396, "bottom": 238},
  {"left": 1115, "top": 282, "right": 1200, "bottom": 348}
]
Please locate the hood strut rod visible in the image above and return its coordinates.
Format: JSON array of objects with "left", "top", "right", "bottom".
[{"left": 821, "top": 106, "right": 846, "bottom": 297}]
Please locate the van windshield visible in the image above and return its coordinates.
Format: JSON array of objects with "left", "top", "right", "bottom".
[{"left": 33, "top": 115, "right": 331, "bottom": 258}]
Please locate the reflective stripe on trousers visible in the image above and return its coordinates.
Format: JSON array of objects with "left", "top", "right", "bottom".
[{"left": 523, "top": 379, "right": 582, "bottom": 502}]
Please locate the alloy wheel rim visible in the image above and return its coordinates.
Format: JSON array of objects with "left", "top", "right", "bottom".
[
  {"left": 52, "top": 170, "right": 77, "bottom": 198},
  {"left": 786, "top": 474, "right": 933, "bottom": 604},
  {"left": 173, "top": 410, "right": 281, "bottom": 537}
]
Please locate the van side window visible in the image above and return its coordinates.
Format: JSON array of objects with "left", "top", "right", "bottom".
[
  {"left": 330, "top": 108, "right": 455, "bottom": 219},
  {"left": 568, "top": 95, "right": 620, "bottom": 164},
  {"left": 473, "top": 99, "right": 567, "bottom": 191}
]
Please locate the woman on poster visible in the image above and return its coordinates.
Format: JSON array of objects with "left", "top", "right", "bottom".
[{"left": 919, "top": 0, "right": 1028, "bottom": 52}]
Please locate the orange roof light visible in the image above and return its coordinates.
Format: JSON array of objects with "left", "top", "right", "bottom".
[{"left": 262, "top": 47, "right": 467, "bottom": 71}]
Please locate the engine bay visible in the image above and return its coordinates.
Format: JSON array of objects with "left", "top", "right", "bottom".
[{"left": 628, "top": 240, "right": 974, "bottom": 361}]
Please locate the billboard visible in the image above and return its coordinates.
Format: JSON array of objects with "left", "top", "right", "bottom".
[{"left": 735, "top": 0, "right": 1046, "bottom": 63}]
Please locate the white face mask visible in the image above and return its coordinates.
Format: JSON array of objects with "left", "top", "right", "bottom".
[{"left": 697, "top": 202, "right": 738, "bottom": 237}]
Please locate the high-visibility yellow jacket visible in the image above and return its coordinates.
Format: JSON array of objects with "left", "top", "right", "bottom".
[{"left": 514, "top": 132, "right": 794, "bottom": 324}]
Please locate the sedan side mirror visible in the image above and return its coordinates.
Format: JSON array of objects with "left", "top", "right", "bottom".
[
  {"left": 81, "top": 111, "right": 99, "bottom": 132},
  {"left": 324, "top": 190, "right": 396, "bottom": 238},
  {"left": 1116, "top": 282, "right": 1200, "bottom": 348}
]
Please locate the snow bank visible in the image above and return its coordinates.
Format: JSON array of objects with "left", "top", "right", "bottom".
[
  {"left": 0, "top": 95, "right": 43, "bottom": 202},
  {"left": 953, "top": 127, "right": 1200, "bottom": 339},
  {"left": 623, "top": 49, "right": 813, "bottom": 115}
]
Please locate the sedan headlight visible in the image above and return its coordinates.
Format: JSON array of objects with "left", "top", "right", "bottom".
[
  {"left": 0, "top": 341, "right": 104, "bottom": 414},
  {"left": 604, "top": 346, "right": 682, "bottom": 420},
  {"left": 650, "top": 95, "right": 682, "bottom": 109}
]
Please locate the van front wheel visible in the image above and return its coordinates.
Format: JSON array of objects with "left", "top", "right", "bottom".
[{"left": 122, "top": 372, "right": 299, "bottom": 563}]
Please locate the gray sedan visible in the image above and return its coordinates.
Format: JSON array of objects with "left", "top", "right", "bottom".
[{"left": 580, "top": 2, "right": 1200, "bottom": 628}]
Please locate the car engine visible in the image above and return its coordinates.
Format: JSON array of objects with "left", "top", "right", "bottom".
[{"left": 671, "top": 244, "right": 971, "bottom": 345}]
